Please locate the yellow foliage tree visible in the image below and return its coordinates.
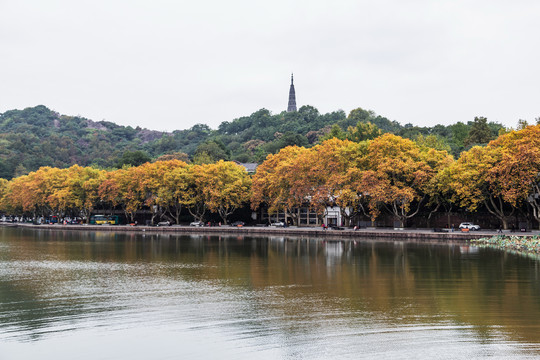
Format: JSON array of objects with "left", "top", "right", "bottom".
[
  {"left": 449, "top": 125, "right": 540, "bottom": 228},
  {"left": 162, "top": 163, "right": 193, "bottom": 223},
  {"left": 98, "top": 168, "right": 144, "bottom": 223},
  {"left": 302, "top": 138, "right": 367, "bottom": 225},
  {"left": 361, "top": 134, "right": 451, "bottom": 228},
  {"left": 63, "top": 165, "right": 107, "bottom": 223},
  {"left": 135, "top": 160, "right": 188, "bottom": 225},
  {"left": 196, "top": 161, "right": 252, "bottom": 224},
  {"left": 251, "top": 146, "right": 308, "bottom": 225},
  {"left": 5, "top": 167, "right": 69, "bottom": 217},
  {"left": 445, "top": 145, "right": 511, "bottom": 228}
]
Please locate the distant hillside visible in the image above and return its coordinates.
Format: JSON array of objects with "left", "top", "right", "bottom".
[
  {"left": 0, "top": 105, "right": 166, "bottom": 178},
  {"left": 0, "top": 105, "right": 504, "bottom": 179}
]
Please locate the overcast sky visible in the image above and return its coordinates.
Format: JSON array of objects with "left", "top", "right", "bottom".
[{"left": 1, "top": 0, "right": 539, "bottom": 132}]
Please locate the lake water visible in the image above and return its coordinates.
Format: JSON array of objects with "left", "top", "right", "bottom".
[{"left": 1, "top": 227, "right": 540, "bottom": 359}]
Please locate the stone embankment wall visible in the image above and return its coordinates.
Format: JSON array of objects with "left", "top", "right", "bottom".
[{"left": 2, "top": 223, "right": 490, "bottom": 242}]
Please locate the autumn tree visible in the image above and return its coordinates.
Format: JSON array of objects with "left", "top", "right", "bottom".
[
  {"left": 195, "top": 161, "right": 251, "bottom": 224},
  {"left": 486, "top": 126, "right": 540, "bottom": 227},
  {"left": 0, "top": 178, "right": 9, "bottom": 210},
  {"left": 135, "top": 160, "right": 188, "bottom": 225},
  {"left": 59, "top": 165, "right": 106, "bottom": 222},
  {"left": 446, "top": 124, "right": 540, "bottom": 229},
  {"left": 251, "top": 146, "right": 308, "bottom": 225},
  {"left": 98, "top": 168, "right": 145, "bottom": 223},
  {"left": 430, "top": 164, "right": 458, "bottom": 228},
  {"left": 361, "top": 134, "right": 452, "bottom": 228},
  {"left": 28, "top": 167, "right": 69, "bottom": 217},
  {"left": 45, "top": 168, "right": 75, "bottom": 218},
  {"left": 302, "top": 138, "right": 367, "bottom": 225},
  {"left": 159, "top": 161, "right": 190, "bottom": 224},
  {"left": 98, "top": 169, "right": 124, "bottom": 217},
  {"left": 419, "top": 148, "right": 456, "bottom": 227},
  {"left": 0, "top": 167, "right": 85, "bottom": 219},
  {"left": 252, "top": 139, "right": 370, "bottom": 226},
  {"left": 445, "top": 145, "right": 514, "bottom": 228},
  {"left": 180, "top": 164, "right": 207, "bottom": 222},
  {"left": 2, "top": 175, "right": 34, "bottom": 215},
  {"left": 178, "top": 162, "right": 249, "bottom": 223}
]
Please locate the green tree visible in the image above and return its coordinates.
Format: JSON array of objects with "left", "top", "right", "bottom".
[
  {"left": 115, "top": 150, "right": 152, "bottom": 168},
  {"left": 319, "top": 124, "right": 346, "bottom": 142},
  {"left": 464, "top": 117, "right": 493, "bottom": 146},
  {"left": 193, "top": 140, "right": 230, "bottom": 163},
  {"left": 415, "top": 134, "right": 451, "bottom": 152},
  {"left": 264, "top": 132, "right": 309, "bottom": 154},
  {"left": 346, "top": 108, "right": 373, "bottom": 125},
  {"left": 346, "top": 122, "right": 382, "bottom": 142},
  {"left": 298, "top": 105, "right": 320, "bottom": 123},
  {"left": 343, "top": 107, "right": 401, "bottom": 133},
  {"left": 517, "top": 119, "right": 529, "bottom": 130}
]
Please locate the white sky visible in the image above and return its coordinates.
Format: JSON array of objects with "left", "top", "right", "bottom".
[{"left": 1, "top": 0, "right": 539, "bottom": 132}]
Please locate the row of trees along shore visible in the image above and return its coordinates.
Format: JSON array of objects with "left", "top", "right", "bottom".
[{"left": 2, "top": 124, "right": 540, "bottom": 229}]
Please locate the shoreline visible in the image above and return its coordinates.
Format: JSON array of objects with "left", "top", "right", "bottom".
[
  {"left": 0, "top": 222, "right": 520, "bottom": 242},
  {"left": 471, "top": 235, "right": 540, "bottom": 255}
]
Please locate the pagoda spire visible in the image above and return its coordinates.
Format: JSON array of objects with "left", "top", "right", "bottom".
[{"left": 287, "top": 73, "right": 297, "bottom": 112}]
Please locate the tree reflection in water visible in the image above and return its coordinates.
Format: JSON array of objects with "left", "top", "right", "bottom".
[{"left": 1, "top": 227, "right": 540, "bottom": 359}]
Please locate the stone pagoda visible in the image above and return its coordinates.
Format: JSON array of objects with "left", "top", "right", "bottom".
[{"left": 287, "top": 73, "right": 297, "bottom": 112}]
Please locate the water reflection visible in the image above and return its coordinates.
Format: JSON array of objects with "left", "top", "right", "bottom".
[{"left": 1, "top": 228, "right": 540, "bottom": 359}]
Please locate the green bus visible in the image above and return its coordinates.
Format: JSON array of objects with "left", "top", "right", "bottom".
[{"left": 89, "top": 215, "right": 122, "bottom": 225}]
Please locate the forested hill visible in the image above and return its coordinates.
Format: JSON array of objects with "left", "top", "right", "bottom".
[
  {"left": 0, "top": 105, "right": 166, "bottom": 179},
  {"left": 0, "top": 104, "right": 504, "bottom": 179}
]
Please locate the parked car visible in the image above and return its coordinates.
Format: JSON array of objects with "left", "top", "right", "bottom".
[
  {"left": 231, "top": 221, "right": 245, "bottom": 227},
  {"left": 459, "top": 222, "right": 480, "bottom": 230},
  {"left": 190, "top": 221, "right": 204, "bottom": 227},
  {"left": 269, "top": 221, "right": 285, "bottom": 227},
  {"left": 328, "top": 224, "right": 345, "bottom": 230},
  {"left": 156, "top": 221, "right": 171, "bottom": 226}
]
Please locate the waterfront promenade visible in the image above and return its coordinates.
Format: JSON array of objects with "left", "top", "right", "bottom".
[{"left": 3, "top": 222, "right": 531, "bottom": 242}]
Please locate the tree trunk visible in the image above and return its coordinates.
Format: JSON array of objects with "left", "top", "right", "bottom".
[
  {"left": 484, "top": 196, "right": 514, "bottom": 230},
  {"left": 426, "top": 203, "right": 441, "bottom": 228},
  {"left": 443, "top": 203, "right": 453, "bottom": 229},
  {"left": 339, "top": 207, "right": 357, "bottom": 227},
  {"left": 166, "top": 201, "right": 182, "bottom": 225},
  {"left": 150, "top": 211, "right": 158, "bottom": 225},
  {"left": 218, "top": 205, "right": 236, "bottom": 225},
  {"left": 188, "top": 202, "right": 206, "bottom": 222},
  {"left": 82, "top": 207, "right": 93, "bottom": 224},
  {"left": 386, "top": 196, "right": 425, "bottom": 229},
  {"left": 315, "top": 207, "right": 329, "bottom": 227},
  {"left": 527, "top": 187, "right": 540, "bottom": 229}
]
